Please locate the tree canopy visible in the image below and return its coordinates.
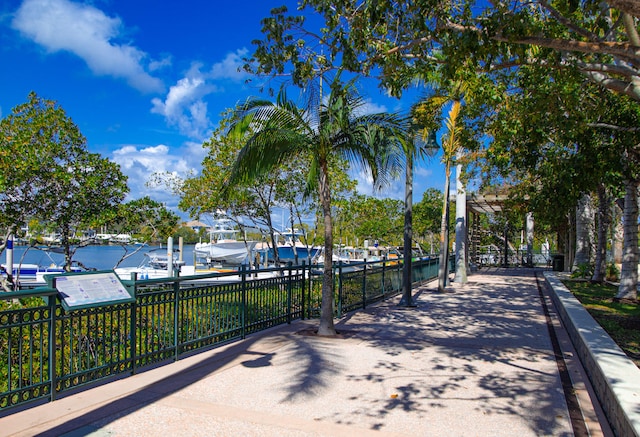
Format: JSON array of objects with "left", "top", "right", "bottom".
[{"left": 0, "top": 92, "right": 129, "bottom": 271}]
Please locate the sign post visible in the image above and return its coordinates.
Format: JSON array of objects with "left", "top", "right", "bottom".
[{"left": 48, "top": 271, "right": 135, "bottom": 311}]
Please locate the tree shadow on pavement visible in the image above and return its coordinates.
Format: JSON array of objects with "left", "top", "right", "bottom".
[{"left": 273, "top": 268, "right": 571, "bottom": 435}]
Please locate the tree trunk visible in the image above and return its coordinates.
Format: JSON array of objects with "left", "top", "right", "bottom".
[
  {"left": 453, "top": 161, "right": 467, "bottom": 283},
  {"left": 400, "top": 153, "right": 415, "bottom": 306},
  {"left": 525, "top": 212, "right": 534, "bottom": 267},
  {"left": 591, "top": 183, "right": 610, "bottom": 283},
  {"left": 573, "top": 193, "right": 594, "bottom": 270},
  {"left": 289, "top": 205, "right": 299, "bottom": 265},
  {"left": 438, "top": 167, "right": 451, "bottom": 292},
  {"left": 317, "top": 163, "right": 337, "bottom": 336},
  {"left": 616, "top": 178, "right": 638, "bottom": 300},
  {"left": 63, "top": 223, "right": 73, "bottom": 272}
]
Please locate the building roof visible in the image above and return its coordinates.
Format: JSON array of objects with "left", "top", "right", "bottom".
[{"left": 183, "top": 220, "right": 208, "bottom": 228}]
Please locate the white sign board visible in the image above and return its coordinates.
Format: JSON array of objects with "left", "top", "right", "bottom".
[{"left": 54, "top": 271, "right": 135, "bottom": 311}]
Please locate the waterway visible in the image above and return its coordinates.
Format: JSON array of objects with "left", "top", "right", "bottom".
[{"left": 4, "top": 243, "right": 197, "bottom": 271}]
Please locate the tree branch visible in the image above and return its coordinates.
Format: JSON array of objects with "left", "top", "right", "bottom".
[
  {"left": 577, "top": 60, "right": 640, "bottom": 80},
  {"left": 588, "top": 122, "right": 640, "bottom": 131},
  {"left": 444, "top": 21, "right": 640, "bottom": 64},
  {"left": 538, "top": 0, "right": 598, "bottom": 41},
  {"left": 581, "top": 69, "right": 640, "bottom": 100},
  {"left": 607, "top": 0, "right": 640, "bottom": 18}
]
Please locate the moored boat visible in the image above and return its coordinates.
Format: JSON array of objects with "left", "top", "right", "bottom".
[
  {"left": 194, "top": 218, "right": 256, "bottom": 265},
  {"left": 115, "top": 252, "right": 186, "bottom": 280},
  {"left": 259, "top": 228, "right": 321, "bottom": 265}
]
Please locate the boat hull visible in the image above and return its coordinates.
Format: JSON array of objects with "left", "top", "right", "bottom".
[
  {"left": 262, "top": 245, "right": 321, "bottom": 265},
  {"left": 195, "top": 241, "right": 257, "bottom": 265}
]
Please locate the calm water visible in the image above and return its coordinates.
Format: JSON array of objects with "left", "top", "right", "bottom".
[{"left": 5, "top": 244, "right": 197, "bottom": 271}]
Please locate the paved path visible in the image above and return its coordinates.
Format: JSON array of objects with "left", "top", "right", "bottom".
[{"left": 2, "top": 268, "right": 612, "bottom": 436}]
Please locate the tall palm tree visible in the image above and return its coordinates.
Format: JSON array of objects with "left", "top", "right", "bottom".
[
  {"left": 437, "top": 100, "right": 463, "bottom": 292},
  {"left": 227, "top": 76, "right": 406, "bottom": 335},
  {"left": 411, "top": 81, "right": 466, "bottom": 293},
  {"left": 399, "top": 125, "right": 438, "bottom": 306}
]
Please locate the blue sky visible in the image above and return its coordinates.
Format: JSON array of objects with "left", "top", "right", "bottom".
[{"left": 0, "top": 0, "right": 445, "bottom": 222}]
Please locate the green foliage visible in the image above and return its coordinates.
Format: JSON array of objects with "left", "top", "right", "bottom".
[
  {"left": 173, "top": 225, "right": 200, "bottom": 244},
  {"left": 0, "top": 92, "right": 129, "bottom": 271},
  {"left": 606, "top": 263, "right": 620, "bottom": 282},
  {"left": 564, "top": 280, "right": 640, "bottom": 366},
  {"left": 571, "top": 262, "right": 594, "bottom": 279},
  {"left": 247, "top": 0, "right": 640, "bottom": 234},
  {"left": 334, "top": 194, "right": 403, "bottom": 246},
  {"left": 413, "top": 188, "right": 444, "bottom": 239},
  {"left": 103, "top": 197, "right": 180, "bottom": 243}
]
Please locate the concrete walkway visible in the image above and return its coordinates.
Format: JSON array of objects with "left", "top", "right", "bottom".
[{"left": 2, "top": 268, "right": 612, "bottom": 436}]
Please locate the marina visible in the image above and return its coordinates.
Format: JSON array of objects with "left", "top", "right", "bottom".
[
  {"left": 2, "top": 244, "right": 199, "bottom": 287},
  {"left": 3, "top": 243, "right": 198, "bottom": 272}
]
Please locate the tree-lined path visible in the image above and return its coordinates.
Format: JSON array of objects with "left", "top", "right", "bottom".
[{"left": 3, "top": 268, "right": 610, "bottom": 436}]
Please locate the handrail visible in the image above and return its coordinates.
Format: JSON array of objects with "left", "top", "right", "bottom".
[{"left": 0, "top": 256, "right": 438, "bottom": 414}]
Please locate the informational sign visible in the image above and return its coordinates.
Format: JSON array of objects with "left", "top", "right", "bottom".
[{"left": 53, "top": 271, "right": 135, "bottom": 311}]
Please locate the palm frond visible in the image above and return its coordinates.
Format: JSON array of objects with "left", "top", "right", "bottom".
[{"left": 442, "top": 100, "right": 462, "bottom": 161}]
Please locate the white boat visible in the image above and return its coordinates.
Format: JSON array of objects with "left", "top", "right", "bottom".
[
  {"left": 194, "top": 218, "right": 256, "bottom": 265},
  {"left": 2, "top": 263, "right": 81, "bottom": 279},
  {"left": 2, "top": 262, "right": 82, "bottom": 288},
  {"left": 115, "top": 252, "right": 186, "bottom": 280},
  {"left": 270, "top": 228, "right": 320, "bottom": 265}
]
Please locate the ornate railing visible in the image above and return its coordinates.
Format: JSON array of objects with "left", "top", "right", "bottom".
[{"left": 0, "top": 257, "right": 439, "bottom": 413}]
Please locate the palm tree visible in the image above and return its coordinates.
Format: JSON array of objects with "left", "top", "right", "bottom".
[
  {"left": 617, "top": 177, "right": 639, "bottom": 300},
  {"left": 227, "top": 76, "right": 406, "bottom": 335},
  {"left": 411, "top": 82, "right": 465, "bottom": 293},
  {"left": 399, "top": 126, "right": 438, "bottom": 306},
  {"left": 437, "top": 100, "right": 463, "bottom": 291}
]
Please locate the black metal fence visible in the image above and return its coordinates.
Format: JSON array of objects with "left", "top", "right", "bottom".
[{"left": 0, "top": 257, "right": 439, "bottom": 413}]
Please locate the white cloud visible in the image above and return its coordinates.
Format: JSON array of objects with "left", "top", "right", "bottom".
[
  {"left": 148, "top": 55, "right": 172, "bottom": 72},
  {"left": 151, "top": 49, "right": 250, "bottom": 139},
  {"left": 414, "top": 167, "right": 433, "bottom": 178},
  {"left": 111, "top": 143, "right": 201, "bottom": 216},
  {"left": 150, "top": 65, "right": 217, "bottom": 139},
  {"left": 351, "top": 168, "right": 404, "bottom": 200},
  {"left": 12, "top": 0, "right": 163, "bottom": 93},
  {"left": 209, "top": 48, "right": 250, "bottom": 81},
  {"left": 359, "top": 99, "right": 388, "bottom": 115}
]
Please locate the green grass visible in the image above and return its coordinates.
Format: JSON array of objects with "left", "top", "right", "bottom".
[{"left": 562, "top": 280, "right": 640, "bottom": 368}]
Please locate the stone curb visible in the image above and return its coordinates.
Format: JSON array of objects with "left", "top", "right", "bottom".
[{"left": 544, "top": 272, "right": 640, "bottom": 437}]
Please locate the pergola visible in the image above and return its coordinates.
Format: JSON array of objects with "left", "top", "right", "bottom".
[
  {"left": 466, "top": 192, "right": 507, "bottom": 215},
  {"left": 463, "top": 192, "right": 533, "bottom": 269}
]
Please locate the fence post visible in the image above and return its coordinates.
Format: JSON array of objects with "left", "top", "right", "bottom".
[
  {"left": 173, "top": 277, "right": 180, "bottom": 362},
  {"left": 129, "top": 273, "right": 138, "bottom": 375},
  {"left": 381, "top": 255, "right": 386, "bottom": 295},
  {"left": 241, "top": 265, "right": 247, "bottom": 339},
  {"left": 362, "top": 258, "right": 367, "bottom": 309},
  {"left": 301, "top": 261, "right": 306, "bottom": 320},
  {"left": 287, "top": 262, "right": 293, "bottom": 324},
  {"left": 48, "top": 281, "right": 58, "bottom": 402},
  {"left": 337, "top": 262, "right": 343, "bottom": 318}
]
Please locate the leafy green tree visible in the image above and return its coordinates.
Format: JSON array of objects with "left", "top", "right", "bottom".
[
  {"left": 48, "top": 151, "right": 128, "bottom": 270},
  {"left": 481, "top": 64, "right": 633, "bottom": 292},
  {"left": 336, "top": 194, "right": 403, "bottom": 245},
  {"left": 413, "top": 188, "right": 444, "bottom": 252},
  {"left": 173, "top": 225, "right": 199, "bottom": 244},
  {"left": 0, "top": 93, "right": 72, "bottom": 244},
  {"left": 0, "top": 92, "right": 128, "bottom": 272},
  {"left": 227, "top": 76, "right": 406, "bottom": 336},
  {"left": 252, "top": 2, "right": 640, "bottom": 105},
  {"left": 436, "top": 100, "right": 463, "bottom": 291}
]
